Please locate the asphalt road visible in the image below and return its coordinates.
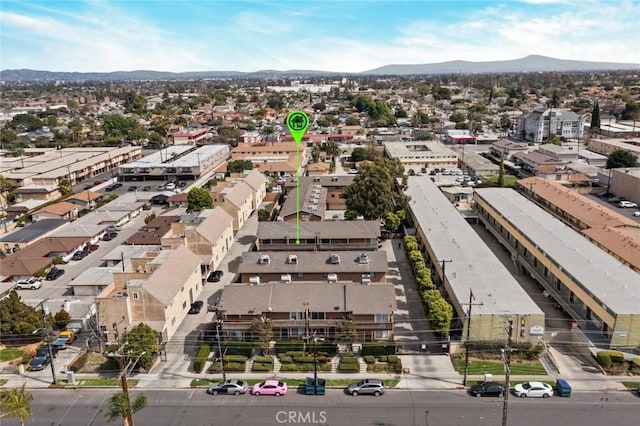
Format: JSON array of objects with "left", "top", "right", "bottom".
[{"left": 13, "top": 388, "right": 640, "bottom": 426}]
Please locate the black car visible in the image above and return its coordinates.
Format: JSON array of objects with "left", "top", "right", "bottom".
[
  {"left": 468, "top": 382, "right": 505, "bottom": 397},
  {"left": 28, "top": 355, "right": 50, "bottom": 371},
  {"left": 128, "top": 185, "right": 138, "bottom": 191},
  {"left": 36, "top": 346, "right": 58, "bottom": 359},
  {"left": 71, "top": 251, "right": 89, "bottom": 261},
  {"left": 46, "top": 267, "right": 65, "bottom": 281},
  {"left": 207, "top": 270, "right": 224, "bottom": 282},
  {"left": 188, "top": 300, "right": 204, "bottom": 314}
]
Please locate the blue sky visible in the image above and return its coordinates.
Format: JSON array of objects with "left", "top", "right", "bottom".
[{"left": 1, "top": 0, "right": 638, "bottom": 73}]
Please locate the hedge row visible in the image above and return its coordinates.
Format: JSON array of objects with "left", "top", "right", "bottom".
[
  {"left": 222, "top": 341, "right": 255, "bottom": 357},
  {"left": 224, "top": 354, "right": 248, "bottom": 363},
  {"left": 251, "top": 362, "right": 273, "bottom": 372},
  {"left": 596, "top": 353, "right": 612, "bottom": 369},
  {"left": 275, "top": 340, "right": 304, "bottom": 354},
  {"left": 361, "top": 342, "right": 396, "bottom": 356},
  {"left": 208, "top": 361, "right": 246, "bottom": 373},
  {"left": 280, "top": 363, "right": 332, "bottom": 372},
  {"left": 253, "top": 356, "right": 273, "bottom": 364},
  {"left": 404, "top": 236, "right": 453, "bottom": 336},
  {"left": 193, "top": 344, "right": 211, "bottom": 373},
  {"left": 597, "top": 350, "right": 624, "bottom": 363}
]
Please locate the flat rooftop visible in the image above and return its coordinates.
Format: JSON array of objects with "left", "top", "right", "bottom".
[
  {"left": 384, "top": 141, "right": 458, "bottom": 160},
  {"left": 258, "top": 221, "right": 381, "bottom": 241},
  {"left": 474, "top": 188, "right": 640, "bottom": 314},
  {"left": 121, "top": 145, "right": 192, "bottom": 168},
  {"left": 405, "top": 176, "right": 543, "bottom": 316},
  {"left": 238, "top": 251, "right": 388, "bottom": 275},
  {"left": 0, "top": 219, "right": 68, "bottom": 243}
]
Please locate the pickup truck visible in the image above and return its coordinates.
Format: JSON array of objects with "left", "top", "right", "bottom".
[{"left": 53, "top": 330, "right": 77, "bottom": 350}]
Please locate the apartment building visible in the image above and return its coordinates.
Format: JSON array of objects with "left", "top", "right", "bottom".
[{"left": 518, "top": 108, "right": 584, "bottom": 143}]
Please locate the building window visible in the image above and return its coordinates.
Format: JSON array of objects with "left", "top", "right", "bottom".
[
  {"left": 132, "top": 292, "right": 139, "bottom": 300},
  {"left": 290, "top": 312, "right": 305, "bottom": 320},
  {"left": 375, "top": 330, "right": 389, "bottom": 339},
  {"left": 311, "top": 312, "right": 325, "bottom": 320},
  {"left": 375, "top": 314, "right": 389, "bottom": 323}
]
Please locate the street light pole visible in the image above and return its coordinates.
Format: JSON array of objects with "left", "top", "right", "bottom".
[{"left": 37, "top": 299, "right": 57, "bottom": 384}]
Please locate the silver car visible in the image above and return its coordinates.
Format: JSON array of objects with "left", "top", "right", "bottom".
[{"left": 347, "top": 379, "right": 385, "bottom": 397}]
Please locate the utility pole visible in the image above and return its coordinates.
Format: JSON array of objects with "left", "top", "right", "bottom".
[
  {"left": 461, "top": 289, "right": 483, "bottom": 386},
  {"left": 215, "top": 308, "right": 226, "bottom": 381},
  {"left": 112, "top": 344, "right": 145, "bottom": 426},
  {"left": 37, "top": 299, "right": 57, "bottom": 384},
  {"left": 440, "top": 259, "right": 452, "bottom": 287},
  {"left": 502, "top": 319, "right": 514, "bottom": 426}
]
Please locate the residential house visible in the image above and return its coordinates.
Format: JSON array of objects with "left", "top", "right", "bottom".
[
  {"left": 66, "top": 190, "right": 102, "bottom": 211},
  {"left": 125, "top": 216, "right": 180, "bottom": 246},
  {"left": 97, "top": 246, "right": 203, "bottom": 342},
  {"left": 512, "top": 151, "right": 564, "bottom": 175},
  {"left": 33, "top": 201, "right": 78, "bottom": 221},
  {"left": 14, "top": 184, "right": 61, "bottom": 202},
  {"left": 488, "top": 139, "right": 529, "bottom": 160},
  {"left": 0, "top": 219, "right": 69, "bottom": 252}
]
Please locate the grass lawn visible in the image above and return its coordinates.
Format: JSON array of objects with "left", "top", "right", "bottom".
[
  {"left": 0, "top": 379, "right": 7, "bottom": 386},
  {"left": 481, "top": 176, "right": 518, "bottom": 187},
  {"left": 72, "top": 378, "right": 139, "bottom": 387},
  {"left": 466, "top": 379, "right": 555, "bottom": 387},
  {"left": 452, "top": 358, "right": 547, "bottom": 376},
  {"left": 0, "top": 349, "right": 23, "bottom": 362},
  {"left": 191, "top": 378, "right": 400, "bottom": 388},
  {"left": 621, "top": 381, "right": 640, "bottom": 389},
  {"left": 191, "top": 379, "right": 211, "bottom": 387}
]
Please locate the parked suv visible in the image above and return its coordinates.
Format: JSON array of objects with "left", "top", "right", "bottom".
[
  {"left": 347, "top": 379, "right": 385, "bottom": 396},
  {"left": 15, "top": 277, "right": 42, "bottom": 290},
  {"left": 619, "top": 200, "right": 638, "bottom": 208}
]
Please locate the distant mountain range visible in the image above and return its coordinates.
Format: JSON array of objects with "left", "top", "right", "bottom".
[{"left": 1, "top": 55, "right": 638, "bottom": 82}]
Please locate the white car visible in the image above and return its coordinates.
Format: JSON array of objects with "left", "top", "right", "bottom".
[
  {"left": 619, "top": 200, "right": 638, "bottom": 208},
  {"left": 633, "top": 211, "right": 640, "bottom": 217},
  {"left": 165, "top": 182, "right": 176, "bottom": 190},
  {"left": 15, "top": 278, "right": 42, "bottom": 290},
  {"left": 513, "top": 381, "right": 553, "bottom": 398}
]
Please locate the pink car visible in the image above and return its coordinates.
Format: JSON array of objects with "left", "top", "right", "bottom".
[{"left": 250, "top": 379, "right": 287, "bottom": 396}]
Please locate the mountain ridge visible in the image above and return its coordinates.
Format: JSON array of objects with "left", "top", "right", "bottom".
[{"left": 1, "top": 55, "right": 638, "bottom": 82}]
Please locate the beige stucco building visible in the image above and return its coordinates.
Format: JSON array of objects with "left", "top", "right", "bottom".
[{"left": 97, "top": 245, "right": 203, "bottom": 342}]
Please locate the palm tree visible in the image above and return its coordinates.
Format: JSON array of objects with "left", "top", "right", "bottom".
[
  {"left": 0, "top": 382, "right": 33, "bottom": 426},
  {"left": 104, "top": 391, "right": 147, "bottom": 426}
]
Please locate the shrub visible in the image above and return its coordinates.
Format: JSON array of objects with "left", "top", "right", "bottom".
[
  {"left": 275, "top": 340, "right": 305, "bottom": 354},
  {"left": 528, "top": 345, "right": 544, "bottom": 359},
  {"left": 296, "top": 364, "right": 314, "bottom": 372},
  {"left": 223, "top": 341, "right": 254, "bottom": 357},
  {"left": 294, "top": 356, "right": 315, "bottom": 363},
  {"left": 631, "top": 358, "right": 640, "bottom": 369},
  {"left": 193, "top": 344, "right": 211, "bottom": 373},
  {"left": 223, "top": 354, "right": 248, "bottom": 363},
  {"left": 338, "top": 363, "right": 360, "bottom": 373},
  {"left": 279, "top": 363, "right": 297, "bottom": 372},
  {"left": 208, "top": 362, "right": 221, "bottom": 373},
  {"left": 387, "top": 355, "right": 399, "bottom": 364},
  {"left": 318, "top": 363, "right": 332, "bottom": 372},
  {"left": 251, "top": 362, "right": 272, "bottom": 372},
  {"left": 278, "top": 355, "right": 293, "bottom": 363},
  {"left": 361, "top": 342, "right": 396, "bottom": 356},
  {"left": 596, "top": 353, "right": 611, "bottom": 369},
  {"left": 364, "top": 355, "right": 376, "bottom": 364},
  {"left": 379, "top": 355, "right": 388, "bottom": 362},
  {"left": 226, "top": 362, "right": 246, "bottom": 372},
  {"left": 253, "top": 356, "right": 273, "bottom": 364},
  {"left": 597, "top": 350, "right": 624, "bottom": 363},
  {"left": 314, "top": 342, "right": 338, "bottom": 356},
  {"left": 285, "top": 351, "right": 306, "bottom": 358}
]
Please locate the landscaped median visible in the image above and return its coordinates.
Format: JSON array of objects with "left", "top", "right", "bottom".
[
  {"left": 190, "top": 378, "right": 400, "bottom": 389},
  {"left": 451, "top": 357, "right": 547, "bottom": 376},
  {"left": 51, "top": 378, "right": 139, "bottom": 388}
]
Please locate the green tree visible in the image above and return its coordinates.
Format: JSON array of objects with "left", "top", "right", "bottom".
[
  {"left": 497, "top": 158, "right": 505, "bottom": 187},
  {"left": 344, "top": 209, "right": 359, "bottom": 220},
  {"left": 227, "top": 159, "right": 253, "bottom": 174},
  {"left": 257, "top": 209, "right": 270, "bottom": 221},
  {"left": 345, "top": 116, "right": 360, "bottom": 126},
  {"left": 104, "top": 391, "right": 147, "bottom": 426},
  {"left": 590, "top": 101, "right": 601, "bottom": 134},
  {"left": 59, "top": 178, "right": 73, "bottom": 196},
  {"left": 351, "top": 147, "right": 367, "bottom": 163},
  {"left": 124, "top": 93, "right": 147, "bottom": 115},
  {"left": 384, "top": 211, "right": 402, "bottom": 233},
  {"left": 250, "top": 317, "right": 273, "bottom": 356},
  {"left": 0, "top": 383, "right": 33, "bottom": 426},
  {"left": 311, "top": 144, "right": 321, "bottom": 163},
  {"left": 322, "top": 141, "right": 341, "bottom": 161},
  {"left": 0, "top": 291, "right": 44, "bottom": 335},
  {"left": 606, "top": 149, "right": 638, "bottom": 168},
  {"left": 53, "top": 309, "right": 71, "bottom": 330},
  {"left": 187, "top": 187, "right": 214, "bottom": 211},
  {"left": 428, "top": 296, "right": 454, "bottom": 336},
  {"left": 335, "top": 320, "right": 358, "bottom": 343},
  {"left": 144, "top": 213, "right": 156, "bottom": 224},
  {"left": 312, "top": 102, "right": 326, "bottom": 111},
  {"left": 121, "top": 323, "right": 161, "bottom": 370},
  {"left": 103, "top": 114, "right": 132, "bottom": 138},
  {"left": 8, "top": 113, "right": 44, "bottom": 132},
  {"left": 344, "top": 157, "right": 403, "bottom": 220},
  {"left": 411, "top": 111, "right": 430, "bottom": 127}
]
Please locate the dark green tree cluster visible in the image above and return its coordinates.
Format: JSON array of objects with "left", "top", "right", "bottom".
[
  {"left": 0, "top": 291, "right": 45, "bottom": 335},
  {"left": 590, "top": 101, "right": 601, "bottom": 134},
  {"left": 350, "top": 95, "right": 396, "bottom": 126},
  {"left": 403, "top": 236, "right": 453, "bottom": 336},
  {"left": 7, "top": 113, "right": 44, "bottom": 132},
  {"left": 121, "top": 323, "right": 161, "bottom": 370},
  {"left": 606, "top": 149, "right": 638, "bottom": 169},
  {"left": 227, "top": 159, "right": 253, "bottom": 174},
  {"left": 187, "top": 187, "right": 214, "bottom": 211},
  {"left": 383, "top": 208, "right": 405, "bottom": 233},
  {"left": 344, "top": 157, "right": 404, "bottom": 220},
  {"left": 124, "top": 92, "right": 147, "bottom": 114}
]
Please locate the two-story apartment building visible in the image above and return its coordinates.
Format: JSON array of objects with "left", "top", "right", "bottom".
[
  {"left": 518, "top": 108, "right": 584, "bottom": 142},
  {"left": 97, "top": 246, "right": 203, "bottom": 342},
  {"left": 216, "top": 182, "right": 254, "bottom": 232}
]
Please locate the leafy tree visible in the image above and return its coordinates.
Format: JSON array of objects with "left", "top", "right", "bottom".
[
  {"left": 497, "top": 158, "right": 505, "bottom": 187},
  {"left": 0, "top": 291, "right": 44, "bottom": 335},
  {"left": 144, "top": 213, "right": 156, "bottom": 224},
  {"left": 384, "top": 211, "right": 402, "bottom": 233},
  {"left": 311, "top": 144, "right": 321, "bottom": 163},
  {"left": 53, "top": 309, "right": 71, "bottom": 330},
  {"left": 411, "top": 111, "right": 430, "bottom": 127},
  {"left": 250, "top": 317, "right": 273, "bottom": 356},
  {"left": 8, "top": 114, "right": 44, "bottom": 132},
  {"left": 0, "top": 383, "right": 33, "bottom": 426},
  {"left": 322, "top": 141, "right": 341, "bottom": 161},
  {"left": 312, "top": 102, "right": 326, "bottom": 111},
  {"left": 351, "top": 147, "right": 367, "bottom": 163},
  {"left": 449, "top": 112, "right": 466, "bottom": 123},
  {"left": 590, "top": 101, "right": 601, "bottom": 134},
  {"left": 335, "top": 320, "right": 358, "bottom": 343},
  {"left": 257, "top": 209, "right": 270, "bottom": 221},
  {"left": 124, "top": 93, "right": 147, "bottom": 115},
  {"left": 344, "top": 210, "right": 359, "bottom": 220},
  {"left": 103, "top": 114, "right": 132, "bottom": 138},
  {"left": 266, "top": 96, "right": 284, "bottom": 110},
  {"left": 1, "top": 128, "right": 18, "bottom": 147},
  {"left": 606, "top": 149, "right": 638, "bottom": 169},
  {"left": 428, "top": 297, "right": 454, "bottom": 336},
  {"left": 121, "top": 323, "right": 161, "bottom": 370},
  {"left": 104, "top": 391, "right": 147, "bottom": 426},
  {"left": 344, "top": 157, "right": 404, "bottom": 220},
  {"left": 59, "top": 178, "right": 73, "bottom": 196},
  {"left": 187, "top": 187, "right": 214, "bottom": 211},
  {"left": 620, "top": 101, "right": 639, "bottom": 121},
  {"left": 345, "top": 116, "right": 360, "bottom": 126},
  {"left": 148, "top": 132, "right": 164, "bottom": 147},
  {"left": 227, "top": 159, "right": 253, "bottom": 174}
]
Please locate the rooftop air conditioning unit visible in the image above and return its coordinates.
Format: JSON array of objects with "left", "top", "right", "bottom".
[
  {"left": 329, "top": 254, "right": 341, "bottom": 264},
  {"left": 249, "top": 276, "right": 261, "bottom": 285},
  {"left": 259, "top": 254, "right": 270, "bottom": 264},
  {"left": 281, "top": 274, "right": 292, "bottom": 283},
  {"left": 361, "top": 278, "right": 371, "bottom": 285},
  {"left": 357, "top": 253, "right": 370, "bottom": 264},
  {"left": 327, "top": 273, "right": 338, "bottom": 283},
  {"left": 287, "top": 254, "right": 298, "bottom": 264}
]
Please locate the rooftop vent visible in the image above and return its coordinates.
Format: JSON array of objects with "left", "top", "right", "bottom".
[
  {"left": 357, "top": 252, "right": 370, "bottom": 264},
  {"left": 287, "top": 254, "right": 298, "bottom": 264},
  {"left": 281, "top": 274, "right": 292, "bottom": 283},
  {"left": 329, "top": 254, "right": 341, "bottom": 264},
  {"left": 249, "top": 275, "right": 261, "bottom": 285},
  {"left": 258, "top": 254, "right": 270, "bottom": 264},
  {"left": 327, "top": 273, "right": 338, "bottom": 283},
  {"left": 331, "top": 176, "right": 338, "bottom": 182}
]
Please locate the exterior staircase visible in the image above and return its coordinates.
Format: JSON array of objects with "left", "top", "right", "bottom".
[
  {"left": 330, "top": 356, "right": 340, "bottom": 373},
  {"left": 272, "top": 355, "right": 282, "bottom": 374},
  {"left": 358, "top": 358, "right": 368, "bottom": 373},
  {"left": 244, "top": 357, "right": 254, "bottom": 373}
]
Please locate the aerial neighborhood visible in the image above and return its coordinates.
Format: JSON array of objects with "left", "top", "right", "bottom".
[{"left": 1, "top": 69, "right": 639, "bottom": 416}]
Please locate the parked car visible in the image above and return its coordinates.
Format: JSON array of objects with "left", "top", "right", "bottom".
[
  {"left": 633, "top": 211, "right": 640, "bottom": 217},
  {"left": 513, "top": 381, "right": 553, "bottom": 398},
  {"left": 188, "top": 300, "right": 204, "bottom": 314},
  {"left": 112, "top": 182, "right": 123, "bottom": 189},
  {"left": 45, "top": 267, "right": 65, "bottom": 281},
  {"left": 128, "top": 185, "right": 138, "bottom": 191},
  {"left": 36, "top": 346, "right": 58, "bottom": 359},
  {"left": 105, "top": 185, "right": 116, "bottom": 192},
  {"left": 107, "top": 225, "right": 122, "bottom": 232},
  {"left": 165, "top": 182, "right": 176, "bottom": 190},
  {"left": 347, "top": 379, "right": 385, "bottom": 396},
  {"left": 71, "top": 251, "right": 89, "bottom": 261},
  {"left": 619, "top": 200, "right": 638, "bottom": 208},
  {"left": 207, "top": 270, "right": 224, "bottom": 282},
  {"left": 207, "top": 379, "right": 248, "bottom": 395},
  {"left": 28, "top": 355, "right": 50, "bottom": 371},
  {"left": 84, "top": 244, "right": 99, "bottom": 252},
  {"left": 142, "top": 185, "right": 151, "bottom": 191},
  {"left": 469, "top": 382, "right": 505, "bottom": 397},
  {"left": 102, "top": 232, "right": 118, "bottom": 241},
  {"left": 142, "top": 203, "right": 152, "bottom": 210},
  {"left": 15, "top": 277, "right": 42, "bottom": 290},
  {"left": 178, "top": 181, "right": 187, "bottom": 188},
  {"left": 251, "top": 380, "right": 287, "bottom": 396}
]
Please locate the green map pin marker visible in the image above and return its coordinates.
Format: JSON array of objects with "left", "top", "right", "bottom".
[{"left": 286, "top": 110, "right": 310, "bottom": 145}]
